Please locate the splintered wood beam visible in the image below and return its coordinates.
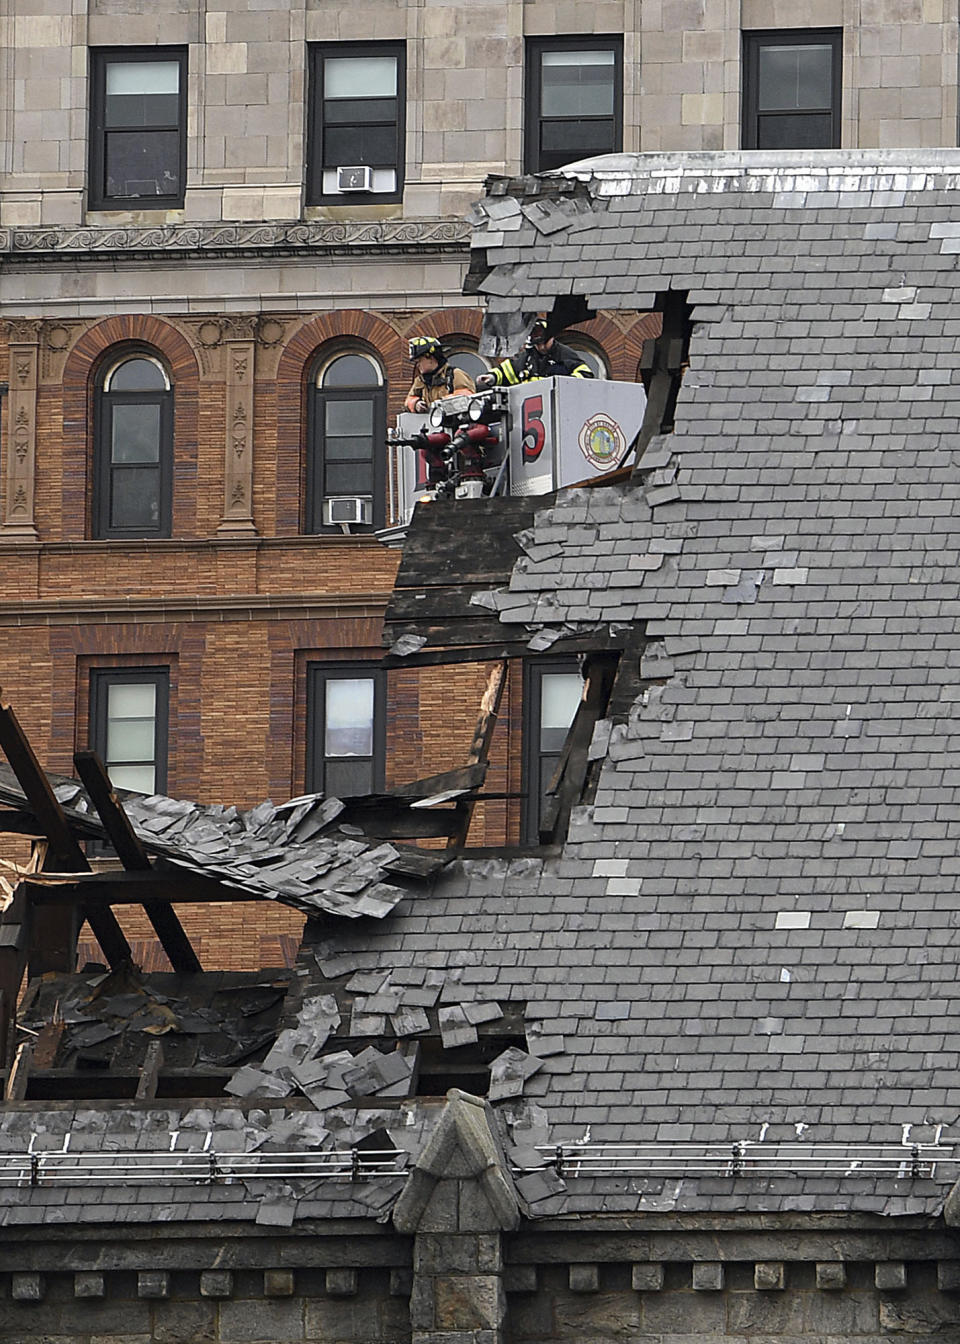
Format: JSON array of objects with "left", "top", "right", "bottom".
[
  {"left": 540, "top": 652, "right": 620, "bottom": 844},
  {"left": 5, "top": 1039, "right": 32, "bottom": 1101},
  {"left": 73, "top": 751, "right": 202, "bottom": 974},
  {"left": 22, "top": 871, "right": 262, "bottom": 905},
  {"left": 0, "top": 691, "right": 132, "bottom": 974},
  {"left": 0, "top": 887, "right": 27, "bottom": 1068},
  {"left": 135, "top": 1039, "right": 164, "bottom": 1101},
  {"left": 446, "top": 660, "right": 508, "bottom": 850}
]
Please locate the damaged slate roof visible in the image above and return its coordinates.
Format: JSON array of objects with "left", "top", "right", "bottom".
[
  {"left": 9, "top": 148, "right": 960, "bottom": 1226},
  {"left": 293, "top": 149, "right": 960, "bottom": 1214}
]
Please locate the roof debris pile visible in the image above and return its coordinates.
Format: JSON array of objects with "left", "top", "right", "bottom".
[
  {"left": 7, "top": 770, "right": 423, "bottom": 919},
  {"left": 18, "top": 963, "right": 290, "bottom": 1083}
]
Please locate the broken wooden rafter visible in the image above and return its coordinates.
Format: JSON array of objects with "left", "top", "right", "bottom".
[
  {"left": 447, "top": 660, "right": 507, "bottom": 849},
  {"left": 0, "top": 691, "right": 132, "bottom": 975},
  {"left": 21, "top": 870, "right": 262, "bottom": 906},
  {"left": 73, "top": 751, "right": 202, "bottom": 975},
  {"left": 540, "top": 651, "right": 620, "bottom": 844}
]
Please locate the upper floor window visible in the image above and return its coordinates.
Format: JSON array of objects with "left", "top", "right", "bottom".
[
  {"left": 308, "top": 43, "right": 406, "bottom": 204},
  {"left": 307, "top": 351, "right": 386, "bottom": 533},
  {"left": 89, "top": 48, "right": 187, "bottom": 210},
  {"left": 307, "top": 663, "right": 385, "bottom": 797},
  {"left": 525, "top": 37, "right": 623, "bottom": 174},
  {"left": 523, "top": 659, "right": 584, "bottom": 844},
  {"left": 89, "top": 667, "right": 169, "bottom": 795},
  {"left": 741, "top": 30, "right": 842, "bottom": 150},
  {"left": 93, "top": 353, "right": 173, "bottom": 539}
]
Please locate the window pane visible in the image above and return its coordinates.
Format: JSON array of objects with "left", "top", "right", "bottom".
[
  {"left": 540, "top": 672, "right": 582, "bottom": 753},
  {"left": 326, "top": 462, "right": 374, "bottom": 494},
  {"left": 325, "top": 678, "right": 375, "bottom": 757},
  {"left": 325, "top": 56, "right": 397, "bottom": 99},
  {"left": 541, "top": 50, "right": 615, "bottom": 118},
  {"left": 107, "top": 716, "right": 156, "bottom": 761},
  {"left": 325, "top": 98, "right": 397, "bottom": 125},
  {"left": 108, "top": 763, "right": 156, "bottom": 794},
  {"left": 324, "top": 123, "right": 396, "bottom": 168},
  {"left": 111, "top": 403, "right": 161, "bottom": 463},
  {"left": 325, "top": 399, "right": 373, "bottom": 438},
  {"left": 110, "top": 466, "right": 161, "bottom": 529},
  {"left": 105, "top": 92, "right": 180, "bottom": 128},
  {"left": 564, "top": 344, "right": 608, "bottom": 379},
  {"left": 106, "top": 61, "right": 180, "bottom": 97},
  {"left": 320, "top": 354, "right": 381, "bottom": 388},
  {"left": 108, "top": 682, "right": 156, "bottom": 719},
  {"left": 541, "top": 118, "right": 615, "bottom": 156},
  {"left": 756, "top": 111, "right": 833, "bottom": 149},
  {"left": 446, "top": 350, "right": 488, "bottom": 380},
  {"left": 326, "top": 436, "right": 374, "bottom": 463},
  {"left": 758, "top": 43, "right": 832, "bottom": 111},
  {"left": 325, "top": 756, "right": 374, "bottom": 798},
  {"left": 108, "top": 358, "right": 167, "bottom": 392},
  {"left": 105, "top": 130, "right": 180, "bottom": 196}
]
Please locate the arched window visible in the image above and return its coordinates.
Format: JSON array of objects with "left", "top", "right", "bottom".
[
  {"left": 443, "top": 344, "right": 489, "bottom": 383},
  {"left": 93, "top": 353, "right": 172, "bottom": 538},
  {"left": 563, "top": 336, "right": 610, "bottom": 380},
  {"left": 307, "top": 350, "right": 386, "bottom": 532}
]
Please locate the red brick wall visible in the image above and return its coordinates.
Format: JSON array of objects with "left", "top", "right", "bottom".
[{"left": 0, "top": 305, "right": 652, "bottom": 969}]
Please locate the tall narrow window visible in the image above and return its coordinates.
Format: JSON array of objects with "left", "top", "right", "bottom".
[
  {"left": 523, "top": 660, "right": 583, "bottom": 843},
  {"left": 307, "top": 664, "right": 385, "bottom": 797},
  {"left": 307, "top": 351, "right": 386, "bottom": 532},
  {"left": 90, "top": 669, "right": 169, "bottom": 795},
  {"left": 525, "top": 38, "right": 623, "bottom": 173},
  {"left": 94, "top": 354, "right": 173, "bottom": 539},
  {"left": 308, "top": 44, "right": 406, "bottom": 203},
  {"left": 742, "top": 30, "right": 842, "bottom": 150},
  {"left": 89, "top": 48, "right": 187, "bottom": 209}
]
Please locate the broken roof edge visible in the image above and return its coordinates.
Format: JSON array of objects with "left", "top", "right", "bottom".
[{"left": 480, "top": 146, "right": 960, "bottom": 200}]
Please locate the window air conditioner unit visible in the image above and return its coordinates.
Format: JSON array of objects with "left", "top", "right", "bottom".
[
  {"left": 337, "top": 165, "right": 374, "bottom": 193},
  {"left": 323, "top": 496, "right": 372, "bottom": 527}
]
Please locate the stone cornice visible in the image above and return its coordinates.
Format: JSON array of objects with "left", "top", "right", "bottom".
[{"left": 0, "top": 218, "right": 471, "bottom": 262}]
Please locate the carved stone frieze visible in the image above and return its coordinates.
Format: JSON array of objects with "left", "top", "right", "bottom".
[
  {"left": 4, "top": 220, "right": 471, "bottom": 261},
  {"left": 217, "top": 338, "right": 258, "bottom": 538},
  {"left": 2, "top": 339, "right": 39, "bottom": 538}
]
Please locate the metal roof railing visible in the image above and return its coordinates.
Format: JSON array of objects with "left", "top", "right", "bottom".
[
  {"left": 0, "top": 1141, "right": 952, "bottom": 1189},
  {"left": 529, "top": 1142, "right": 952, "bottom": 1181},
  {"left": 0, "top": 1148, "right": 405, "bottom": 1187}
]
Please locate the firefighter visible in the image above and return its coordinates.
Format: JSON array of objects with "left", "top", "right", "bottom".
[
  {"left": 404, "top": 336, "right": 475, "bottom": 412},
  {"left": 475, "top": 318, "right": 594, "bottom": 389}
]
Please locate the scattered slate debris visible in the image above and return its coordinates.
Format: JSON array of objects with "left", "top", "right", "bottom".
[{"left": 0, "top": 767, "right": 420, "bottom": 921}]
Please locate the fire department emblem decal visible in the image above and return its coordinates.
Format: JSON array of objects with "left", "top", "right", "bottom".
[{"left": 578, "top": 414, "right": 625, "bottom": 472}]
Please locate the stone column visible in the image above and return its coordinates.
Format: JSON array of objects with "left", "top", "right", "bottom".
[
  {"left": 217, "top": 316, "right": 258, "bottom": 536},
  {"left": 2, "top": 321, "right": 41, "bottom": 539},
  {"left": 394, "top": 1090, "right": 520, "bottom": 1344}
]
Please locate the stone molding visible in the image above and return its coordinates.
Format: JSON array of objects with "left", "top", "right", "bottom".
[
  {"left": 217, "top": 334, "right": 258, "bottom": 537},
  {"left": 2, "top": 334, "right": 39, "bottom": 539},
  {"left": 0, "top": 219, "right": 471, "bottom": 260}
]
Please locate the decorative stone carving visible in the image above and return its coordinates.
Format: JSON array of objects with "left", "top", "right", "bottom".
[
  {"left": 217, "top": 334, "right": 258, "bottom": 537},
  {"left": 3, "top": 220, "right": 470, "bottom": 259},
  {"left": 2, "top": 335, "right": 39, "bottom": 539}
]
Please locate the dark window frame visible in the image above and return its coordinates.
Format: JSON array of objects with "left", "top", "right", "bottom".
[
  {"left": 741, "top": 28, "right": 842, "bottom": 151},
  {"left": 524, "top": 35, "right": 623, "bottom": 175},
  {"left": 305, "top": 352, "right": 387, "bottom": 534},
  {"left": 92, "top": 351, "right": 174, "bottom": 540},
  {"left": 522, "top": 656, "right": 583, "bottom": 845},
  {"left": 306, "top": 662, "right": 386, "bottom": 797},
  {"left": 307, "top": 41, "right": 406, "bottom": 206},
  {"left": 89, "top": 667, "right": 170, "bottom": 796},
  {"left": 89, "top": 46, "right": 188, "bottom": 211}
]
